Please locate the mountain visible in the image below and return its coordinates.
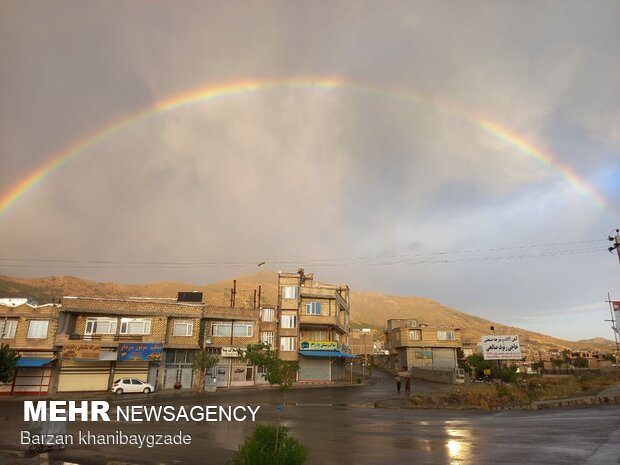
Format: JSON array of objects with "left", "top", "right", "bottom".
[{"left": 0, "top": 271, "right": 614, "bottom": 351}]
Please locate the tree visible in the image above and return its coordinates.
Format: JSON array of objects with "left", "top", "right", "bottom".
[
  {"left": 572, "top": 357, "right": 589, "bottom": 368},
  {"left": 192, "top": 350, "right": 219, "bottom": 392},
  {"left": 602, "top": 353, "right": 617, "bottom": 364},
  {"left": 226, "top": 424, "right": 307, "bottom": 465},
  {"left": 465, "top": 354, "right": 493, "bottom": 379},
  {"left": 239, "top": 342, "right": 300, "bottom": 451},
  {"left": 0, "top": 343, "right": 19, "bottom": 384}
]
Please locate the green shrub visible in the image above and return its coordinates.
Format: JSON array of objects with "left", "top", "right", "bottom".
[
  {"left": 227, "top": 424, "right": 308, "bottom": 465},
  {"left": 492, "top": 366, "right": 517, "bottom": 383}
]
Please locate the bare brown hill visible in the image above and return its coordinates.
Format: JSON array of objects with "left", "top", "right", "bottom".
[{"left": 0, "top": 271, "right": 613, "bottom": 351}]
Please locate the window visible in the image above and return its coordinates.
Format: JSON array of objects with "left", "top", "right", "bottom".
[
  {"left": 85, "top": 318, "right": 117, "bottom": 335},
  {"left": 409, "top": 330, "right": 421, "bottom": 341},
  {"left": 305, "top": 302, "right": 321, "bottom": 316},
  {"left": 261, "top": 308, "right": 275, "bottom": 322},
  {"left": 173, "top": 321, "right": 193, "bottom": 337},
  {"left": 304, "top": 330, "right": 326, "bottom": 340},
  {"left": 0, "top": 320, "right": 17, "bottom": 339},
  {"left": 119, "top": 318, "right": 151, "bottom": 335},
  {"left": 281, "top": 286, "right": 299, "bottom": 299},
  {"left": 280, "top": 313, "right": 297, "bottom": 329},
  {"left": 437, "top": 330, "right": 455, "bottom": 341},
  {"left": 261, "top": 331, "right": 274, "bottom": 346},
  {"left": 211, "top": 321, "right": 232, "bottom": 337},
  {"left": 27, "top": 320, "right": 49, "bottom": 339},
  {"left": 280, "top": 337, "right": 297, "bottom": 351},
  {"left": 233, "top": 322, "right": 253, "bottom": 337}
]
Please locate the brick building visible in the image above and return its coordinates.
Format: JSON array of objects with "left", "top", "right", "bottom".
[
  {"left": 385, "top": 319, "right": 462, "bottom": 371},
  {"left": 0, "top": 298, "right": 60, "bottom": 395},
  {"left": 57, "top": 295, "right": 203, "bottom": 392},
  {"left": 278, "top": 269, "right": 356, "bottom": 382}
]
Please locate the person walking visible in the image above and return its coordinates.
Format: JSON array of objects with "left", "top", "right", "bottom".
[
  {"left": 405, "top": 377, "right": 411, "bottom": 396},
  {"left": 395, "top": 374, "right": 402, "bottom": 394}
]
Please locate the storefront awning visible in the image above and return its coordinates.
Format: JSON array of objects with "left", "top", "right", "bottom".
[
  {"left": 16, "top": 358, "right": 54, "bottom": 367},
  {"left": 299, "top": 350, "right": 358, "bottom": 359}
]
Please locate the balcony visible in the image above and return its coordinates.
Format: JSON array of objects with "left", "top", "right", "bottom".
[
  {"left": 299, "top": 313, "right": 347, "bottom": 333},
  {"left": 56, "top": 332, "right": 152, "bottom": 347}
]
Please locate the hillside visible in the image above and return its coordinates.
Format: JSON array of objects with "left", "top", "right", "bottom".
[{"left": 0, "top": 271, "right": 614, "bottom": 351}]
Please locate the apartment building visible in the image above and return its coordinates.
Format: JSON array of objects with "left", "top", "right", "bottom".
[
  {"left": 385, "top": 319, "right": 462, "bottom": 371},
  {"left": 278, "top": 269, "right": 356, "bottom": 382},
  {"left": 57, "top": 294, "right": 203, "bottom": 392},
  {"left": 202, "top": 304, "right": 261, "bottom": 388},
  {"left": 0, "top": 298, "right": 60, "bottom": 395}
]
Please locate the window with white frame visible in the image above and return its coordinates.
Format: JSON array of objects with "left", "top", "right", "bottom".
[
  {"left": 0, "top": 320, "right": 17, "bottom": 339},
  {"left": 305, "top": 302, "right": 321, "bottom": 316},
  {"left": 260, "top": 331, "right": 274, "bottom": 346},
  {"left": 211, "top": 321, "right": 232, "bottom": 337},
  {"left": 280, "top": 313, "right": 297, "bottom": 329},
  {"left": 304, "top": 330, "right": 326, "bottom": 340},
  {"left": 173, "top": 320, "right": 193, "bottom": 336},
  {"left": 437, "top": 330, "right": 455, "bottom": 341},
  {"left": 260, "top": 308, "right": 275, "bottom": 322},
  {"left": 233, "top": 322, "right": 253, "bottom": 337},
  {"left": 280, "top": 336, "right": 297, "bottom": 351},
  {"left": 119, "top": 318, "right": 151, "bottom": 335},
  {"left": 281, "top": 286, "right": 299, "bottom": 299},
  {"left": 27, "top": 320, "right": 49, "bottom": 339},
  {"left": 409, "top": 330, "right": 421, "bottom": 341},
  {"left": 85, "top": 317, "right": 117, "bottom": 335}
]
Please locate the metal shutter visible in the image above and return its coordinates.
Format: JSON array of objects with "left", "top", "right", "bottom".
[
  {"left": 299, "top": 357, "right": 330, "bottom": 381},
  {"left": 432, "top": 349, "right": 456, "bottom": 370}
]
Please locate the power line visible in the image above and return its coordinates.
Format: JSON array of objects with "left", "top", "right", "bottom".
[{"left": 0, "top": 244, "right": 607, "bottom": 269}]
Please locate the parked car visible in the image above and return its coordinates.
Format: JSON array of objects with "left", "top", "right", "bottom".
[{"left": 112, "top": 378, "right": 155, "bottom": 395}]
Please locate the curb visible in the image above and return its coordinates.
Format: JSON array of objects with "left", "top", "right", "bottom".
[
  {"left": 0, "top": 380, "right": 367, "bottom": 404},
  {"left": 373, "top": 395, "right": 620, "bottom": 411}
]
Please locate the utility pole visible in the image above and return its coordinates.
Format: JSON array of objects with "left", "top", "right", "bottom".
[
  {"left": 608, "top": 229, "right": 620, "bottom": 264},
  {"left": 606, "top": 293, "right": 620, "bottom": 358}
]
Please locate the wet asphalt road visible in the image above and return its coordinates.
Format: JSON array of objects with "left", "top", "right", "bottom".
[{"left": 1, "top": 370, "right": 619, "bottom": 465}]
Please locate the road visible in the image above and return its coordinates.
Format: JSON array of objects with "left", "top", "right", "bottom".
[{"left": 0, "top": 370, "right": 618, "bottom": 465}]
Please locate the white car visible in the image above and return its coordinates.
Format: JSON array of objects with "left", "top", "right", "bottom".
[{"left": 112, "top": 378, "right": 155, "bottom": 395}]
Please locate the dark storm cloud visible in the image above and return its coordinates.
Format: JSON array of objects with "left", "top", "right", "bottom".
[{"left": 1, "top": 1, "right": 619, "bottom": 340}]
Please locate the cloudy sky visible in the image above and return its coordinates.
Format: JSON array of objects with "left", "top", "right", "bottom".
[{"left": 1, "top": 1, "right": 619, "bottom": 341}]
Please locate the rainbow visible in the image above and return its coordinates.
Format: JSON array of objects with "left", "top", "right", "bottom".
[{"left": 0, "top": 77, "right": 613, "bottom": 217}]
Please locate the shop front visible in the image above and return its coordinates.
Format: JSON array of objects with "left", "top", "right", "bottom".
[
  {"left": 298, "top": 343, "right": 357, "bottom": 382},
  {"left": 220, "top": 347, "right": 254, "bottom": 387},
  {"left": 1, "top": 353, "right": 55, "bottom": 395},
  {"left": 162, "top": 349, "right": 196, "bottom": 389}
]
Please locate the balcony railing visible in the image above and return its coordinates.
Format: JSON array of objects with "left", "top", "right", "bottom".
[{"left": 65, "top": 333, "right": 144, "bottom": 342}]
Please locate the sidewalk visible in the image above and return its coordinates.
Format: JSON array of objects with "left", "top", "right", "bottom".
[
  {"left": 372, "top": 385, "right": 620, "bottom": 410},
  {"left": 0, "top": 379, "right": 365, "bottom": 404}
]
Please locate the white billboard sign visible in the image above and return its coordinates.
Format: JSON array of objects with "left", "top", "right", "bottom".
[
  {"left": 481, "top": 335, "right": 522, "bottom": 360},
  {"left": 221, "top": 347, "right": 245, "bottom": 358}
]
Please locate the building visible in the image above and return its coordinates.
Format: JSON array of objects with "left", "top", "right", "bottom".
[
  {"left": 349, "top": 329, "right": 374, "bottom": 355},
  {"left": 278, "top": 269, "right": 356, "bottom": 382},
  {"left": 384, "top": 319, "right": 462, "bottom": 372},
  {"left": 0, "top": 298, "right": 60, "bottom": 395},
  {"left": 56, "top": 294, "right": 204, "bottom": 392},
  {"left": 202, "top": 304, "right": 262, "bottom": 388}
]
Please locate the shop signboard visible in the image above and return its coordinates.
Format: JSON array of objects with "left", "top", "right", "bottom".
[
  {"left": 60, "top": 343, "right": 100, "bottom": 360},
  {"left": 117, "top": 343, "right": 163, "bottom": 361},
  {"left": 300, "top": 341, "right": 339, "bottom": 350}
]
